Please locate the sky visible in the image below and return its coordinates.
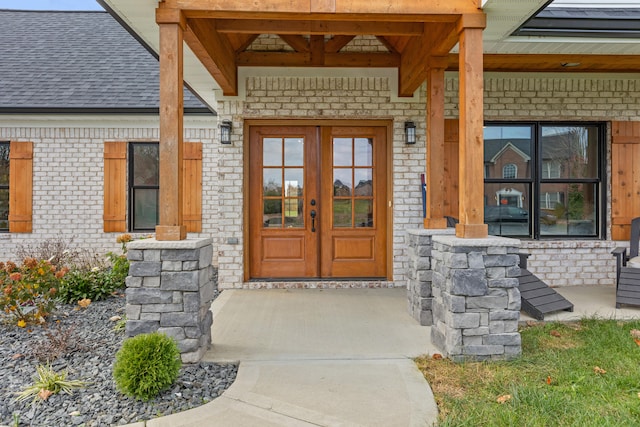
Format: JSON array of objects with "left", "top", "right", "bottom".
[{"left": 0, "top": 0, "right": 104, "bottom": 10}]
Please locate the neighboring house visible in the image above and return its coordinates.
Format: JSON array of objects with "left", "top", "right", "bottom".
[
  {"left": 3, "top": 1, "right": 640, "bottom": 290},
  {"left": 0, "top": 10, "right": 216, "bottom": 259}
]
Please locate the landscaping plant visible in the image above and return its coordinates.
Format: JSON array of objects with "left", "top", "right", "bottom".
[
  {"left": 0, "top": 258, "right": 68, "bottom": 325},
  {"left": 14, "top": 364, "right": 88, "bottom": 405},
  {"left": 113, "top": 332, "right": 182, "bottom": 401}
]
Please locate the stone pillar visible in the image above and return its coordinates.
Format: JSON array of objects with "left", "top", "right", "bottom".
[
  {"left": 406, "top": 228, "right": 455, "bottom": 325},
  {"left": 430, "top": 235, "right": 521, "bottom": 361},
  {"left": 125, "top": 238, "right": 216, "bottom": 363}
]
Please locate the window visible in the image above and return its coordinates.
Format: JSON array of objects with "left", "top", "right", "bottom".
[
  {"left": 103, "top": 141, "right": 202, "bottom": 233},
  {"left": 129, "top": 143, "right": 159, "bottom": 232},
  {"left": 484, "top": 123, "right": 604, "bottom": 239},
  {"left": 0, "top": 142, "right": 8, "bottom": 231},
  {"left": 502, "top": 163, "right": 517, "bottom": 179}
]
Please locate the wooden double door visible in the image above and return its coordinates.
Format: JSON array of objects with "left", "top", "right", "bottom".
[{"left": 249, "top": 125, "right": 388, "bottom": 279}]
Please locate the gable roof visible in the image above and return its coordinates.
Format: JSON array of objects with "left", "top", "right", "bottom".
[{"left": 0, "top": 10, "right": 213, "bottom": 114}]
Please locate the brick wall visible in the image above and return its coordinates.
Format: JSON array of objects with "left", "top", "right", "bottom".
[{"left": 0, "top": 122, "right": 217, "bottom": 264}]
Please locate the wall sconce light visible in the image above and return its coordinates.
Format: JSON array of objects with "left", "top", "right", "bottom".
[
  {"left": 220, "top": 120, "right": 232, "bottom": 144},
  {"left": 404, "top": 121, "right": 416, "bottom": 145}
]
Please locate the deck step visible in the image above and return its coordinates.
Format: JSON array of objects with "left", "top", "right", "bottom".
[
  {"left": 616, "top": 267, "right": 640, "bottom": 308},
  {"left": 518, "top": 268, "right": 574, "bottom": 320}
]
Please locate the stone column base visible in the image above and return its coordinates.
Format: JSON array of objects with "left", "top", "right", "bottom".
[{"left": 125, "top": 237, "right": 216, "bottom": 363}]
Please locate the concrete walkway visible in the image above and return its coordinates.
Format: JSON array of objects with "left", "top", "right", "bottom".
[{"left": 142, "top": 288, "right": 440, "bottom": 427}]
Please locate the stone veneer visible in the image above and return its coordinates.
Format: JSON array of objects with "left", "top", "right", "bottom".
[
  {"left": 406, "top": 228, "right": 455, "bottom": 326},
  {"left": 124, "top": 238, "right": 216, "bottom": 363},
  {"left": 430, "top": 235, "right": 522, "bottom": 362}
]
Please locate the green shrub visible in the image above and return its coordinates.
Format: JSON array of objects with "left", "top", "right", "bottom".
[
  {"left": 57, "top": 252, "right": 129, "bottom": 304},
  {"left": 113, "top": 332, "right": 182, "bottom": 401}
]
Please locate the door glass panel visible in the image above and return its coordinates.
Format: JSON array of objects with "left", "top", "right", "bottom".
[
  {"left": 263, "top": 138, "right": 282, "bottom": 166},
  {"left": 355, "top": 199, "right": 373, "bottom": 228},
  {"left": 354, "top": 138, "right": 373, "bottom": 166},
  {"left": 263, "top": 199, "right": 282, "bottom": 227},
  {"left": 333, "top": 169, "right": 352, "bottom": 196},
  {"left": 284, "top": 138, "right": 304, "bottom": 166},
  {"left": 354, "top": 169, "right": 372, "bottom": 196},
  {"left": 263, "top": 169, "right": 282, "bottom": 196},
  {"left": 333, "top": 199, "right": 352, "bottom": 228},
  {"left": 133, "top": 188, "right": 158, "bottom": 230},
  {"left": 284, "top": 198, "right": 303, "bottom": 227},
  {"left": 284, "top": 169, "right": 303, "bottom": 196},
  {"left": 333, "top": 138, "right": 352, "bottom": 166}
]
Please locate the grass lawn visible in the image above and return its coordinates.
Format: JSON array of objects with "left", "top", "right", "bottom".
[{"left": 416, "top": 319, "right": 640, "bottom": 427}]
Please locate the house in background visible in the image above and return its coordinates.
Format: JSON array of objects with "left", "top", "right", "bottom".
[{"left": 2, "top": 1, "right": 640, "bottom": 293}]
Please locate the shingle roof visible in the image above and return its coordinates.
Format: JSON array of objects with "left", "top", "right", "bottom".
[{"left": 0, "top": 10, "right": 213, "bottom": 114}]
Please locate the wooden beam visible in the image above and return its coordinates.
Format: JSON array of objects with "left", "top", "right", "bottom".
[
  {"left": 227, "top": 33, "right": 259, "bottom": 52},
  {"left": 278, "top": 34, "right": 310, "bottom": 52},
  {"left": 376, "top": 36, "right": 398, "bottom": 54},
  {"left": 424, "top": 59, "right": 448, "bottom": 230},
  {"left": 324, "top": 35, "right": 354, "bottom": 53},
  {"left": 310, "top": 35, "right": 325, "bottom": 65},
  {"left": 156, "top": 8, "right": 186, "bottom": 241},
  {"left": 237, "top": 51, "right": 399, "bottom": 67},
  {"left": 165, "top": 0, "right": 480, "bottom": 15},
  {"left": 185, "top": 18, "right": 238, "bottom": 96},
  {"left": 455, "top": 25, "right": 487, "bottom": 239},
  {"left": 215, "top": 19, "right": 425, "bottom": 36}
]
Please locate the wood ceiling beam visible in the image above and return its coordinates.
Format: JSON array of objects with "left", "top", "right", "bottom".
[
  {"left": 226, "top": 33, "right": 259, "bottom": 52},
  {"left": 325, "top": 35, "right": 355, "bottom": 53},
  {"left": 376, "top": 36, "right": 398, "bottom": 54},
  {"left": 185, "top": 18, "right": 237, "bottom": 96},
  {"left": 445, "top": 54, "right": 640, "bottom": 73},
  {"left": 164, "top": 0, "right": 480, "bottom": 15},
  {"left": 236, "top": 51, "right": 400, "bottom": 67},
  {"left": 310, "top": 35, "right": 325, "bottom": 65},
  {"left": 278, "top": 34, "right": 310, "bottom": 52},
  {"left": 214, "top": 19, "right": 425, "bottom": 36}
]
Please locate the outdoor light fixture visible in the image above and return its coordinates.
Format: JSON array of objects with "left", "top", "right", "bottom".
[
  {"left": 404, "top": 121, "right": 416, "bottom": 145},
  {"left": 220, "top": 120, "right": 232, "bottom": 144}
]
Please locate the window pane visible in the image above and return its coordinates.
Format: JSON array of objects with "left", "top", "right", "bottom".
[
  {"left": 0, "top": 143, "right": 8, "bottom": 186},
  {"left": 133, "top": 144, "right": 159, "bottom": 186},
  {"left": 484, "top": 126, "right": 533, "bottom": 179},
  {"left": 284, "top": 138, "right": 303, "bottom": 166},
  {"left": 263, "top": 138, "right": 282, "bottom": 166},
  {"left": 284, "top": 169, "right": 303, "bottom": 197},
  {"left": 333, "top": 138, "right": 352, "bottom": 166},
  {"left": 284, "top": 198, "right": 303, "bottom": 228},
  {"left": 354, "top": 169, "right": 373, "bottom": 196},
  {"left": 355, "top": 199, "right": 373, "bottom": 228},
  {"left": 540, "top": 183, "right": 597, "bottom": 236},
  {"left": 333, "top": 199, "right": 352, "bottom": 228},
  {"left": 0, "top": 189, "right": 8, "bottom": 229},
  {"left": 334, "top": 169, "right": 352, "bottom": 196},
  {"left": 484, "top": 183, "right": 531, "bottom": 237},
  {"left": 263, "top": 199, "right": 282, "bottom": 228},
  {"left": 133, "top": 188, "right": 158, "bottom": 230},
  {"left": 541, "top": 125, "right": 599, "bottom": 179},
  {"left": 263, "top": 169, "right": 282, "bottom": 196},
  {"left": 354, "top": 138, "right": 373, "bottom": 166}
]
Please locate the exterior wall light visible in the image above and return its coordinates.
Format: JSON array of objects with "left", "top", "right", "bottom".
[
  {"left": 405, "top": 121, "right": 416, "bottom": 145},
  {"left": 220, "top": 120, "right": 232, "bottom": 144}
]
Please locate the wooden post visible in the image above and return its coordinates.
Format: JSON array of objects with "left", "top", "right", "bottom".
[
  {"left": 455, "top": 17, "right": 488, "bottom": 239},
  {"left": 156, "top": 8, "right": 187, "bottom": 240},
  {"left": 424, "top": 57, "right": 448, "bottom": 229}
]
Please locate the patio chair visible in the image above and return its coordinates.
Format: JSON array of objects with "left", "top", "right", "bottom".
[
  {"left": 517, "top": 253, "right": 574, "bottom": 320},
  {"left": 611, "top": 217, "right": 640, "bottom": 308}
]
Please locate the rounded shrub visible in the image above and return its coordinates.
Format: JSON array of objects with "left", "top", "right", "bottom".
[{"left": 113, "top": 332, "right": 182, "bottom": 401}]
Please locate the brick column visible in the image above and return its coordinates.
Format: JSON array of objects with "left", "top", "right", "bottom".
[
  {"left": 406, "top": 228, "right": 455, "bottom": 325},
  {"left": 430, "top": 235, "right": 521, "bottom": 361},
  {"left": 125, "top": 238, "right": 216, "bottom": 363}
]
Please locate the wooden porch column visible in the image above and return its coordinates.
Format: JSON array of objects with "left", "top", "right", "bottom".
[
  {"left": 156, "top": 8, "right": 187, "bottom": 240},
  {"left": 455, "top": 16, "right": 488, "bottom": 239},
  {"left": 424, "top": 57, "right": 448, "bottom": 229}
]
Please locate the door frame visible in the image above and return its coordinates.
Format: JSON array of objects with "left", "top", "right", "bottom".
[{"left": 243, "top": 119, "right": 394, "bottom": 281}]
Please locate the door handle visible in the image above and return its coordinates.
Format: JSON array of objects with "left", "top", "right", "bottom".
[{"left": 310, "top": 209, "right": 317, "bottom": 232}]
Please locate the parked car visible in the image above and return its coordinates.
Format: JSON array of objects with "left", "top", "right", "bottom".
[{"left": 484, "top": 206, "right": 529, "bottom": 223}]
